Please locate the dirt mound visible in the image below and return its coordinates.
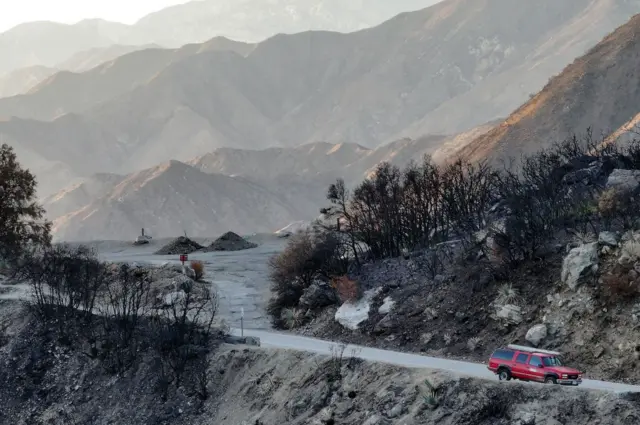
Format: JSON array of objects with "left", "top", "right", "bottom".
[
  {"left": 205, "top": 231, "right": 257, "bottom": 252},
  {"left": 154, "top": 236, "right": 203, "bottom": 255}
]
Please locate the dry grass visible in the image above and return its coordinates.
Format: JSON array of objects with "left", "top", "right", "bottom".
[
  {"left": 573, "top": 230, "right": 596, "bottom": 244},
  {"left": 281, "top": 307, "right": 305, "bottom": 329},
  {"left": 190, "top": 260, "right": 205, "bottom": 281},
  {"left": 330, "top": 275, "right": 361, "bottom": 304},
  {"left": 496, "top": 283, "right": 522, "bottom": 306},
  {"left": 467, "top": 336, "right": 481, "bottom": 351}
]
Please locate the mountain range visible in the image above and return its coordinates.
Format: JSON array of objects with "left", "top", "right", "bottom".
[
  {"left": 0, "top": 0, "right": 440, "bottom": 76},
  {"left": 44, "top": 124, "right": 495, "bottom": 241},
  {"left": 0, "top": 44, "right": 159, "bottom": 98},
  {"left": 4, "top": 0, "right": 640, "bottom": 241},
  {"left": 2, "top": 0, "right": 639, "bottom": 202}
]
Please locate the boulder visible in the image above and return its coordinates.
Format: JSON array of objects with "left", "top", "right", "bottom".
[
  {"left": 598, "top": 231, "right": 619, "bottom": 247},
  {"left": 378, "top": 297, "right": 395, "bottom": 314},
  {"left": 525, "top": 324, "right": 548, "bottom": 346},
  {"left": 299, "top": 282, "right": 337, "bottom": 309},
  {"left": 495, "top": 304, "right": 523, "bottom": 324},
  {"left": 561, "top": 242, "right": 599, "bottom": 290},
  {"left": 605, "top": 169, "right": 640, "bottom": 193},
  {"left": 335, "top": 292, "right": 374, "bottom": 330}
]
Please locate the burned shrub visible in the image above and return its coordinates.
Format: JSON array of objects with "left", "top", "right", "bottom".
[
  {"left": 94, "top": 264, "right": 152, "bottom": 372},
  {"left": 267, "top": 229, "right": 346, "bottom": 325},
  {"left": 25, "top": 244, "right": 109, "bottom": 327},
  {"left": 598, "top": 188, "right": 640, "bottom": 230},
  {"left": 151, "top": 285, "right": 218, "bottom": 393}
]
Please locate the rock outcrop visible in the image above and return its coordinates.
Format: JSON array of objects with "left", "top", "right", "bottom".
[
  {"left": 605, "top": 169, "right": 640, "bottom": 193},
  {"left": 561, "top": 242, "right": 599, "bottom": 289}
]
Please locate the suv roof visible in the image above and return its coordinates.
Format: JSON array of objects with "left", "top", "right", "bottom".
[{"left": 506, "top": 344, "right": 561, "bottom": 357}]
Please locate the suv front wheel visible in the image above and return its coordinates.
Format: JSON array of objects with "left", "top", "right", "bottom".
[
  {"left": 498, "top": 368, "right": 511, "bottom": 381},
  {"left": 544, "top": 376, "right": 557, "bottom": 384}
]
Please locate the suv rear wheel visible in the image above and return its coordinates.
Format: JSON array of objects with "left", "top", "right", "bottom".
[
  {"left": 544, "top": 376, "right": 557, "bottom": 384},
  {"left": 498, "top": 368, "right": 511, "bottom": 381}
]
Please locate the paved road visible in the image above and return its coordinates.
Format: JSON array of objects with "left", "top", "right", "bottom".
[
  {"left": 230, "top": 327, "right": 640, "bottom": 394},
  {"left": 3, "top": 281, "right": 639, "bottom": 393},
  {"left": 4, "top": 234, "right": 640, "bottom": 395}
]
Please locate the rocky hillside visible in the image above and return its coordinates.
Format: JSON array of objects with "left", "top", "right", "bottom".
[
  {"left": 48, "top": 160, "right": 316, "bottom": 241},
  {"left": 0, "top": 300, "right": 639, "bottom": 425},
  {"left": 3, "top": 0, "right": 640, "bottom": 189},
  {"left": 459, "top": 12, "right": 640, "bottom": 164},
  {"left": 0, "top": 0, "right": 439, "bottom": 76},
  {"left": 284, "top": 146, "right": 640, "bottom": 384}
]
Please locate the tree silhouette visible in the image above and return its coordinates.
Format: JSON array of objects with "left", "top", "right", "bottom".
[{"left": 0, "top": 144, "right": 51, "bottom": 265}]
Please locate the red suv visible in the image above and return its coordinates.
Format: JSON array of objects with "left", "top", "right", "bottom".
[{"left": 488, "top": 344, "right": 583, "bottom": 386}]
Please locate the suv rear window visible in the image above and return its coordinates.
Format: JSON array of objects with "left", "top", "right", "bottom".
[
  {"left": 515, "top": 353, "right": 529, "bottom": 364},
  {"left": 492, "top": 349, "right": 515, "bottom": 361}
]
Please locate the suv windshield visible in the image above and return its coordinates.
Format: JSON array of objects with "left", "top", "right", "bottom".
[{"left": 542, "top": 356, "right": 563, "bottom": 366}]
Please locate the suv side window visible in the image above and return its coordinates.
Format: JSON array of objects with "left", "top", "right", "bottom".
[
  {"left": 529, "top": 356, "right": 542, "bottom": 367},
  {"left": 492, "top": 349, "right": 514, "bottom": 361},
  {"left": 515, "top": 353, "right": 529, "bottom": 364}
]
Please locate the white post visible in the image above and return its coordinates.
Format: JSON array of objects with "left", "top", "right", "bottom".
[{"left": 241, "top": 307, "right": 244, "bottom": 337}]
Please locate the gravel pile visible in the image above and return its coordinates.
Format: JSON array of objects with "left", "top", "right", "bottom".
[
  {"left": 205, "top": 232, "right": 258, "bottom": 252},
  {"left": 154, "top": 236, "right": 204, "bottom": 255}
]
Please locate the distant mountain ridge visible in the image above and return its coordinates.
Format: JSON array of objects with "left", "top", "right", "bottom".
[
  {"left": 48, "top": 160, "right": 317, "bottom": 241},
  {"left": 3, "top": 0, "right": 640, "bottom": 196},
  {"left": 0, "top": 0, "right": 441, "bottom": 76},
  {"left": 43, "top": 127, "right": 495, "bottom": 241},
  {"left": 0, "top": 44, "right": 159, "bottom": 98}
]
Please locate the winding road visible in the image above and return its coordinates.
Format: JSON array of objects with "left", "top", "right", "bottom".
[
  {"left": 3, "top": 236, "right": 640, "bottom": 394},
  {"left": 230, "top": 327, "right": 640, "bottom": 394}
]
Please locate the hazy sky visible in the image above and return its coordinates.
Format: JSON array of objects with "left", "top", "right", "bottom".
[{"left": 0, "top": 0, "right": 191, "bottom": 32}]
